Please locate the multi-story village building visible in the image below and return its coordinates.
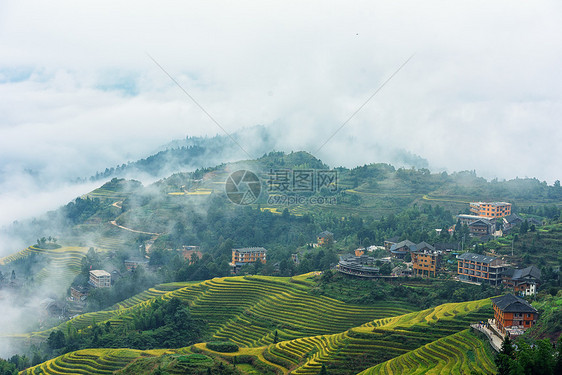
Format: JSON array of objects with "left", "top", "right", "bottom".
[
  {"left": 470, "top": 201, "right": 512, "bottom": 218},
  {"left": 502, "top": 266, "right": 541, "bottom": 296},
  {"left": 232, "top": 247, "right": 267, "bottom": 264},
  {"left": 231, "top": 247, "right": 267, "bottom": 273},
  {"left": 383, "top": 236, "right": 400, "bottom": 251},
  {"left": 389, "top": 240, "right": 416, "bottom": 259},
  {"left": 336, "top": 254, "right": 380, "bottom": 278},
  {"left": 89, "top": 270, "right": 111, "bottom": 288},
  {"left": 457, "top": 214, "right": 495, "bottom": 237},
  {"left": 457, "top": 253, "right": 506, "bottom": 285},
  {"left": 411, "top": 243, "right": 441, "bottom": 278},
  {"left": 70, "top": 285, "right": 90, "bottom": 301},
  {"left": 491, "top": 294, "right": 538, "bottom": 336}
]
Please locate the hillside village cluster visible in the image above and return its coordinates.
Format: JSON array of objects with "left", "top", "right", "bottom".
[
  {"left": 67, "top": 200, "right": 548, "bottom": 346},
  {"left": 335, "top": 201, "right": 544, "bottom": 343}
]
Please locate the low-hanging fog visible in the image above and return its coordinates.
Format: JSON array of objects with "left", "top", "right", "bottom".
[
  {"left": 0, "top": 0, "right": 561, "bottom": 360},
  {"left": 1, "top": 0, "right": 561, "bottom": 237}
]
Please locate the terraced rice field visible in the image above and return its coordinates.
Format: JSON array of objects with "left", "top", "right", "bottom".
[
  {"left": 29, "top": 282, "right": 190, "bottom": 340},
  {"left": 84, "top": 187, "right": 131, "bottom": 201},
  {"left": 263, "top": 298, "right": 493, "bottom": 374},
  {"left": 0, "top": 246, "right": 89, "bottom": 288},
  {"left": 22, "top": 277, "right": 497, "bottom": 375},
  {"left": 167, "top": 189, "right": 213, "bottom": 196},
  {"left": 20, "top": 348, "right": 175, "bottom": 375},
  {"left": 358, "top": 329, "right": 496, "bottom": 375},
  {"left": 185, "top": 276, "right": 414, "bottom": 347},
  {"left": 94, "top": 276, "right": 414, "bottom": 348},
  {"left": 28, "top": 276, "right": 415, "bottom": 347}
]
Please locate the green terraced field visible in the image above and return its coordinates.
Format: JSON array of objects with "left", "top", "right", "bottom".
[
  {"left": 358, "top": 329, "right": 496, "bottom": 375},
  {"left": 20, "top": 348, "right": 176, "bottom": 375},
  {"left": 22, "top": 277, "right": 497, "bottom": 375},
  {"left": 83, "top": 187, "right": 131, "bottom": 201},
  {"left": 0, "top": 246, "right": 89, "bottom": 291},
  {"left": 263, "top": 298, "right": 492, "bottom": 374},
  {"left": 27, "top": 282, "right": 189, "bottom": 340},
  {"left": 26, "top": 276, "right": 415, "bottom": 346}
]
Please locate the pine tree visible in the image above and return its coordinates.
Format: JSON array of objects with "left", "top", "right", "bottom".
[{"left": 496, "top": 336, "right": 515, "bottom": 375}]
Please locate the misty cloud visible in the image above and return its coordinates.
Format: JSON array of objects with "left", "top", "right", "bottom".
[{"left": 0, "top": 0, "right": 561, "bottom": 232}]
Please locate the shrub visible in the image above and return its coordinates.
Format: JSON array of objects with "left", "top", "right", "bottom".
[{"left": 206, "top": 341, "right": 239, "bottom": 353}]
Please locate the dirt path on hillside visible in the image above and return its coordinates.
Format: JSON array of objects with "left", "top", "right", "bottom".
[
  {"left": 109, "top": 201, "right": 160, "bottom": 253},
  {"left": 109, "top": 220, "right": 160, "bottom": 236}
]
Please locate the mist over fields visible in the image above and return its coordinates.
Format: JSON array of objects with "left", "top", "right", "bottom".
[{"left": 1, "top": 0, "right": 561, "bottom": 245}]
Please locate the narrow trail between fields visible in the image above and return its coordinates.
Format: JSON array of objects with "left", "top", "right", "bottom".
[
  {"left": 109, "top": 220, "right": 160, "bottom": 236},
  {"left": 110, "top": 200, "right": 160, "bottom": 253}
]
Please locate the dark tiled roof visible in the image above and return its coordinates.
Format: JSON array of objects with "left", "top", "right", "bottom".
[
  {"left": 458, "top": 252, "right": 498, "bottom": 264},
  {"left": 317, "top": 231, "right": 334, "bottom": 238},
  {"left": 233, "top": 247, "right": 267, "bottom": 253},
  {"left": 415, "top": 241, "right": 435, "bottom": 252},
  {"left": 434, "top": 242, "right": 460, "bottom": 251},
  {"left": 469, "top": 219, "right": 491, "bottom": 226},
  {"left": 502, "top": 268, "right": 516, "bottom": 278},
  {"left": 502, "top": 265, "right": 541, "bottom": 281},
  {"left": 512, "top": 265, "right": 541, "bottom": 281},
  {"left": 390, "top": 240, "right": 416, "bottom": 253},
  {"left": 503, "top": 214, "right": 523, "bottom": 224},
  {"left": 385, "top": 236, "right": 400, "bottom": 243},
  {"left": 492, "top": 294, "right": 537, "bottom": 313}
]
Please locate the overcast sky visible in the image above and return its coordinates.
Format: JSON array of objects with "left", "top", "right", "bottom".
[{"left": 0, "top": 0, "right": 561, "bottom": 228}]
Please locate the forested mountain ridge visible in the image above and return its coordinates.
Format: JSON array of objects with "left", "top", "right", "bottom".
[{"left": 1, "top": 150, "right": 561, "bottom": 374}]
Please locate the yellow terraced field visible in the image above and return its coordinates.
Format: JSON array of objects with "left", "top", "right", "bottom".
[
  {"left": 22, "top": 276, "right": 496, "bottom": 375},
  {"left": 264, "top": 298, "right": 492, "bottom": 374},
  {"left": 0, "top": 246, "right": 89, "bottom": 289},
  {"left": 358, "top": 329, "right": 496, "bottom": 375},
  {"left": 20, "top": 348, "right": 175, "bottom": 375},
  {"left": 26, "top": 276, "right": 415, "bottom": 345}
]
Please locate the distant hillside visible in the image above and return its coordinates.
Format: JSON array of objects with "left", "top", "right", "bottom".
[
  {"left": 85, "top": 125, "right": 431, "bottom": 183},
  {"left": 6, "top": 151, "right": 562, "bottom": 274}
]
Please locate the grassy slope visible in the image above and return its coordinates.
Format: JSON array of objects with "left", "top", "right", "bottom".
[
  {"left": 485, "top": 222, "right": 562, "bottom": 269},
  {"left": 527, "top": 293, "right": 562, "bottom": 341}
]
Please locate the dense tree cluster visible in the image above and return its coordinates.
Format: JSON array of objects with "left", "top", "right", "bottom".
[
  {"left": 47, "top": 297, "right": 205, "bottom": 356},
  {"left": 496, "top": 335, "right": 562, "bottom": 375},
  {"left": 317, "top": 272, "right": 499, "bottom": 308},
  {"left": 0, "top": 359, "right": 16, "bottom": 375}
]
